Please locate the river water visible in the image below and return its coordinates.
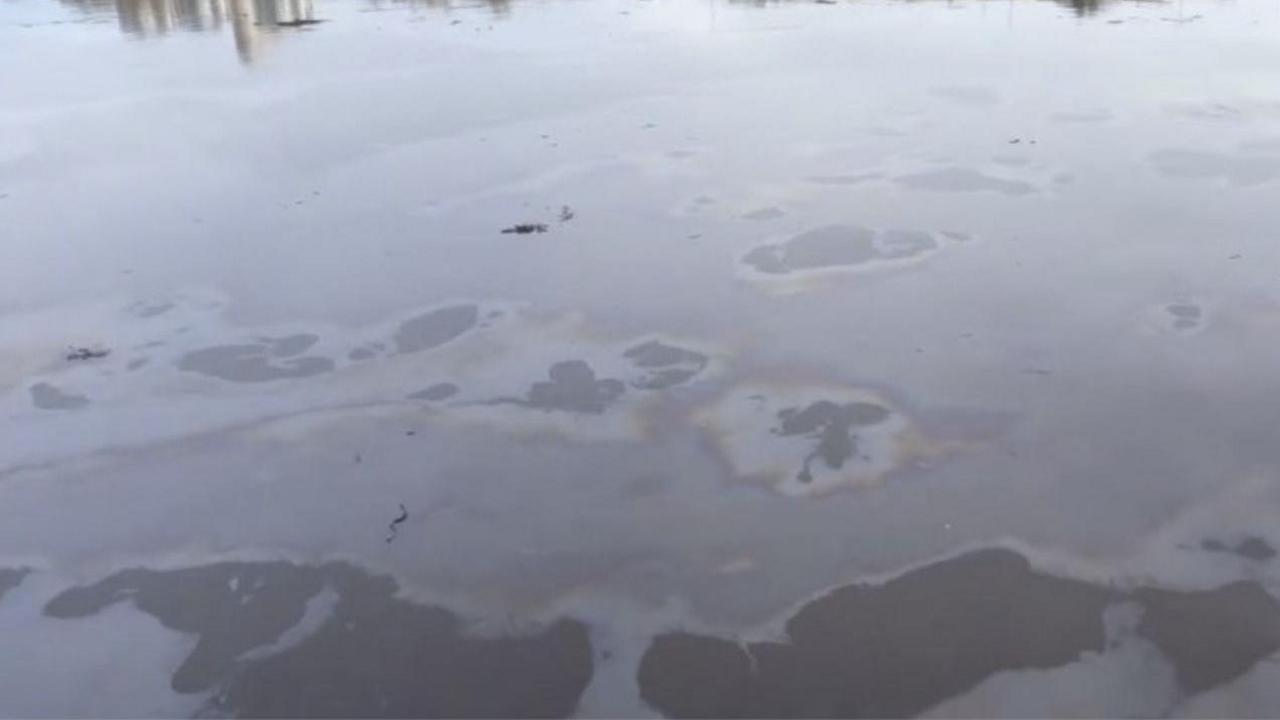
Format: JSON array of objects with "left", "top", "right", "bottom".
[{"left": 5, "top": 0, "right": 1280, "bottom": 716}]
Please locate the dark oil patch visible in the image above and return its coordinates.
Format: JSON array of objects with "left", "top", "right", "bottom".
[{"left": 45, "top": 561, "right": 594, "bottom": 717}]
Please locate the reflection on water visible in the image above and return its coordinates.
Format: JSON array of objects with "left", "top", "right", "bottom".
[
  {"left": 54, "top": 0, "right": 1142, "bottom": 65},
  {"left": 365, "top": 0, "right": 512, "bottom": 15},
  {"left": 60, "top": 0, "right": 318, "bottom": 63},
  {"left": 1050, "top": 0, "right": 1105, "bottom": 14}
]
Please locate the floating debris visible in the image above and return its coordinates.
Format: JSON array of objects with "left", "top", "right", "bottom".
[
  {"left": 386, "top": 503, "right": 408, "bottom": 543},
  {"left": 275, "top": 18, "right": 326, "bottom": 27},
  {"left": 501, "top": 223, "right": 549, "bottom": 235},
  {"left": 559, "top": 206, "right": 575, "bottom": 222},
  {"left": 66, "top": 346, "right": 110, "bottom": 361}
]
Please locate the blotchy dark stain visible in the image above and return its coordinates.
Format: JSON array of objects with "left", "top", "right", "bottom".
[
  {"left": 930, "top": 85, "right": 1000, "bottom": 106},
  {"left": 348, "top": 347, "right": 377, "bottom": 361},
  {"left": 637, "top": 547, "right": 1280, "bottom": 717},
  {"left": 743, "top": 225, "right": 937, "bottom": 276},
  {"left": 774, "top": 400, "right": 891, "bottom": 483},
  {"left": 1149, "top": 149, "right": 1280, "bottom": 186},
  {"left": 506, "top": 360, "right": 625, "bottom": 414},
  {"left": 45, "top": 561, "right": 594, "bottom": 718},
  {"left": 1201, "top": 536, "right": 1276, "bottom": 562},
  {"left": 1165, "top": 303, "right": 1203, "bottom": 331},
  {"left": 130, "top": 301, "right": 174, "bottom": 318},
  {"left": 623, "top": 341, "right": 709, "bottom": 390},
  {"left": 0, "top": 568, "right": 29, "bottom": 603},
  {"left": 30, "top": 382, "right": 89, "bottom": 410},
  {"left": 806, "top": 174, "right": 881, "bottom": 186},
  {"left": 877, "top": 229, "right": 938, "bottom": 257},
  {"left": 741, "top": 207, "right": 787, "bottom": 221},
  {"left": 179, "top": 343, "right": 335, "bottom": 383},
  {"left": 409, "top": 382, "right": 459, "bottom": 401},
  {"left": 1050, "top": 110, "right": 1113, "bottom": 124},
  {"left": 268, "top": 333, "right": 320, "bottom": 358},
  {"left": 393, "top": 304, "right": 479, "bottom": 354},
  {"left": 126, "top": 357, "right": 149, "bottom": 371},
  {"left": 895, "top": 167, "right": 1035, "bottom": 196},
  {"left": 1167, "top": 304, "right": 1202, "bottom": 320}
]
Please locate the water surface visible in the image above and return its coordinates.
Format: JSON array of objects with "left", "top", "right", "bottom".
[{"left": 5, "top": 0, "right": 1280, "bottom": 716}]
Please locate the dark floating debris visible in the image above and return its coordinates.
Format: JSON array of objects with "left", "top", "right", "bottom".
[
  {"left": 66, "top": 346, "right": 110, "bottom": 361},
  {"left": 275, "top": 18, "right": 326, "bottom": 27},
  {"left": 386, "top": 503, "right": 409, "bottom": 543},
  {"left": 501, "top": 223, "right": 549, "bottom": 235},
  {"left": 559, "top": 205, "right": 576, "bottom": 222}
]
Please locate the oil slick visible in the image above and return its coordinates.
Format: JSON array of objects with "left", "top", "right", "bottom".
[
  {"left": 696, "top": 383, "right": 940, "bottom": 496},
  {"left": 637, "top": 547, "right": 1280, "bottom": 718},
  {"left": 738, "top": 225, "right": 969, "bottom": 292},
  {"left": 43, "top": 561, "right": 595, "bottom": 718}
]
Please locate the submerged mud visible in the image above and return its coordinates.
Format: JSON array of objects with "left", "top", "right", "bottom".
[
  {"left": 637, "top": 548, "right": 1280, "bottom": 718},
  {"left": 45, "top": 561, "right": 594, "bottom": 718}
]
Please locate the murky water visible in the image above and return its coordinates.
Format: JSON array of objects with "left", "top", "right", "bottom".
[{"left": 5, "top": 0, "right": 1280, "bottom": 716}]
